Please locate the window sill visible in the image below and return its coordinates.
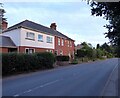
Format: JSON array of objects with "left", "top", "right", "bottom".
[
  {"left": 38, "top": 40, "right": 43, "bottom": 42},
  {"left": 25, "top": 38, "right": 35, "bottom": 41},
  {"left": 47, "top": 42, "right": 53, "bottom": 44}
]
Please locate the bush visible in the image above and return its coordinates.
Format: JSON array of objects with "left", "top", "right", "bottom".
[
  {"left": 2, "top": 52, "right": 55, "bottom": 76},
  {"left": 56, "top": 56, "right": 69, "bottom": 61},
  {"left": 71, "top": 59, "right": 78, "bottom": 64},
  {"left": 35, "top": 52, "right": 55, "bottom": 69}
]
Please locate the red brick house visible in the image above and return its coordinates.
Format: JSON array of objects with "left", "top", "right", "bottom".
[{"left": 1, "top": 20, "right": 75, "bottom": 58}]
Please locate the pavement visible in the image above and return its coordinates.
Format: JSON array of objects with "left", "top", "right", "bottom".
[
  {"left": 101, "top": 64, "right": 118, "bottom": 96},
  {"left": 2, "top": 58, "right": 118, "bottom": 96}
]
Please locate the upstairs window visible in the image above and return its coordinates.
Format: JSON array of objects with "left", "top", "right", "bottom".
[
  {"left": 70, "top": 41, "right": 72, "bottom": 47},
  {"left": 68, "top": 41, "right": 69, "bottom": 47},
  {"left": 47, "top": 36, "right": 53, "bottom": 43},
  {"left": 61, "top": 39, "right": 64, "bottom": 46},
  {"left": 38, "top": 34, "right": 43, "bottom": 42},
  {"left": 58, "top": 38, "right": 60, "bottom": 46},
  {"left": 26, "top": 32, "right": 35, "bottom": 40}
]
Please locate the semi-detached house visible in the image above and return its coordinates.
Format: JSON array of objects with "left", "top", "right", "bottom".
[{"left": 1, "top": 20, "right": 75, "bottom": 58}]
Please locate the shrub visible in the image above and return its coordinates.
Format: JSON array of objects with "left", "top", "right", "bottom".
[
  {"left": 35, "top": 52, "right": 55, "bottom": 69},
  {"left": 56, "top": 56, "right": 69, "bottom": 61},
  {"left": 71, "top": 59, "right": 78, "bottom": 64},
  {"left": 2, "top": 52, "right": 55, "bottom": 76}
]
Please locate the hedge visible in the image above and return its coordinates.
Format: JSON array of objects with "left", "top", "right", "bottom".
[
  {"left": 2, "top": 52, "right": 55, "bottom": 76},
  {"left": 56, "top": 56, "right": 69, "bottom": 61}
]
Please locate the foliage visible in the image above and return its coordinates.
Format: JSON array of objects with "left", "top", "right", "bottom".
[
  {"left": 96, "top": 44, "right": 100, "bottom": 49},
  {"left": 76, "top": 42, "right": 115, "bottom": 62},
  {"left": 89, "top": 2, "right": 120, "bottom": 57},
  {"left": 56, "top": 56, "right": 69, "bottom": 61},
  {"left": 2, "top": 52, "right": 55, "bottom": 76},
  {"left": 71, "top": 59, "right": 78, "bottom": 64},
  {"left": 77, "top": 42, "right": 93, "bottom": 58}
]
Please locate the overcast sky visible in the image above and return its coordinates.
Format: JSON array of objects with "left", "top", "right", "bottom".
[{"left": 3, "top": 1, "right": 109, "bottom": 47}]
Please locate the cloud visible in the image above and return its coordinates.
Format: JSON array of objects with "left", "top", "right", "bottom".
[{"left": 3, "top": 2, "right": 109, "bottom": 47}]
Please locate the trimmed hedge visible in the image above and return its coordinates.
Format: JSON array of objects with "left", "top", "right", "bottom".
[
  {"left": 56, "top": 56, "right": 69, "bottom": 61},
  {"left": 2, "top": 52, "right": 55, "bottom": 76}
]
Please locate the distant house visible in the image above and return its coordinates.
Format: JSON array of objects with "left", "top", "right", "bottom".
[
  {"left": 75, "top": 44, "right": 83, "bottom": 54},
  {"left": 1, "top": 20, "right": 75, "bottom": 58}
]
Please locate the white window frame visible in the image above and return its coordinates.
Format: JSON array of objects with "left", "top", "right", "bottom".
[
  {"left": 61, "top": 39, "right": 64, "bottom": 46},
  {"left": 68, "top": 41, "right": 69, "bottom": 47},
  {"left": 54, "top": 50, "right": 58, "bottom": 55},
  {"left": 25, "top": 48, "right": 35, "bottom": 54},
  {"left": 60, "top": 50, "right": 63, "bottom": 55},
  {"left": 47, "top": 36, "right": 53, "bottom": 43},
  {"left": 38, "top": 34, "right": 43, "bottom": 42},
  {"left": 58, "top": 38, "right": 60, "bottom": 46},
  {"left": 49, "top": 50, "right": 53, "bottom": 53},
  {"left": 26, "top": 32, "right": 35, "bottom": 40},
  {"left": 70, "top": 41, "right": 72, "bottom": 47}
]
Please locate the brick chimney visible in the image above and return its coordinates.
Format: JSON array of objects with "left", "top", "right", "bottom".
[
  {"left": 50, "top": 23, "right": 57, "bottom": 30},
  {"left": 2, "top": 19, "right": 8, "bottom": 30}
]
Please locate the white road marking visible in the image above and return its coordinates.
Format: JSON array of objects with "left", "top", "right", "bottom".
[
  {"left": 13, "top": 79, "right": 60, "bottom": 97},
  {"left": 40, "top": 80, "right": 59, "bottom": 87},
  {"left": 13, "top": 94, "right": 19, "bottom": 97},
  {"left": 23, "top": 89, "right": 32, "bottom": 93}
]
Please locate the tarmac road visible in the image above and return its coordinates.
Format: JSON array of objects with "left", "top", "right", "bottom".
[{"left": 2, "top": 58, "right": 118, "bottom": 96}]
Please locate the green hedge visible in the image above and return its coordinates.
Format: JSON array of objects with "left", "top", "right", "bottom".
[
  {"left": 2, "top": 52, "right": 55, "bottom": 76},
  {"left": 56, "top": 56, "right": 69, "bottom": 61}
]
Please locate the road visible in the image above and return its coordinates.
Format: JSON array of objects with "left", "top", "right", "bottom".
[{"left": 2, "top": 58, "right": 118, "bottom": 96}]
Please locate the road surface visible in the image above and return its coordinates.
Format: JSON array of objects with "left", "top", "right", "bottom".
[{"left": 2, "top": 58, "right": 118, "bottom": 96}]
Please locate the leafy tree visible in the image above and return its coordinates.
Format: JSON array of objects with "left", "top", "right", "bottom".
[
  {"left": 0, "top": 3, "right": 6, "bottom": 32},
  {"left": 96, "top": 48, "right": 104, "bottom": 58},
  {"left": 77, "top": 42, "right": 93, "bottom": 58},
  {"left": 89, "top": 1, "right": 120, "bottom": 57}
]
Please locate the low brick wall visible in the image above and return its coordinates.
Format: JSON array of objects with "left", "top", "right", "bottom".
[{"left": 56, "top": 61, "right": 69, "bottom": 66}]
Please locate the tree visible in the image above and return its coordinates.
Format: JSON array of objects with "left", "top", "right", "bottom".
[
  {"left": 0, "top": 3, "right": 6, "bottom": 33},
  {"left": 89, "top": 1, "right": 120, "bottom": 57},
  {"left": 96, "top": 44, "right": 100, "bottom": 49},
  {"left": 77, "top": 42, "right": 93, "bottom": 58}
]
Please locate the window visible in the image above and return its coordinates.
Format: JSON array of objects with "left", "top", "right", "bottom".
[
  {"left": 68, "top": 41, "right": 69, "bottom": 47},
  {"left": 25, "top": 48, "right": 35, "bottom": 54},
  {"left": 49, "top": 50, "right": 53, "bottom": 53},
  {"left": 58, "top": 38, "right": 60, "bottom": 46},
  {"left": 46, "top": 50, "right": 49, "bottom": 52},
  {"left": 61, "top": 39, "right": 64, "bottom": 46},
  {"left": 60, "top": 50, "right": 63, "bottom": 55},
  {"left": 26, "top": 32, "right": 35, "bottom": 40},
  {"left": 38, "top": 34, "right": 43, "bottom": 42},
  {"left": 54, "top": 50, "right": 58, "bottom": 56},
  {"left": 47, "top": 36, "right": 53, "bottom": 43},
  {"left": 70, "top": 41, "right": 72, "bottom": 47}
]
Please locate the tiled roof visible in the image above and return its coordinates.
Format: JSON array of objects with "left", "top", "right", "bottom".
[
  {"left": 0, "top": 36, "right": 16, "bottom": 47},
  {"left": 3, "top": 20, "right": 74, "bottom": 41}
]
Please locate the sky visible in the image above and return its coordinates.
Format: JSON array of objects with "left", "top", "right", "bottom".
[{"left": 2, "top": 1, "right": 109, "bottom": 47}]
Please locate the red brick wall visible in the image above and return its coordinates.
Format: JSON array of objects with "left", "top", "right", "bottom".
[
  {"left": 18, "top": 46, "right": 54, "bottom": 53},
  {"left": 55, "top": 36, "right": 75, "bottom": 58},
  {"left": 0, "top": 47, "right": 8, "bottom": 53}
]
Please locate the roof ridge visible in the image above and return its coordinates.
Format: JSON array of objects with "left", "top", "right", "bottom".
[{"left": 3, "top": 20, "right": 74, "bottom": 41}]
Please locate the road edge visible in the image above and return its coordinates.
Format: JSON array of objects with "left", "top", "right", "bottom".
[{"left": 101, "top": 63, "right": 118, "bottom": 96}]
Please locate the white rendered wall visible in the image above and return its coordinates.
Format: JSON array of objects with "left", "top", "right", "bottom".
[
  {"left": 20, "top": 28, "right": 55, "bottom": 49},
  {"left": 2, "top": 29, "right": 21, "bottom": 46}
]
